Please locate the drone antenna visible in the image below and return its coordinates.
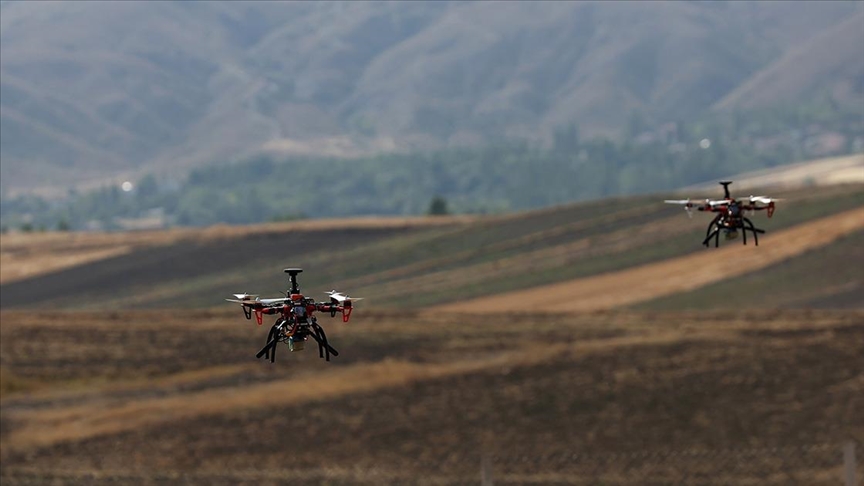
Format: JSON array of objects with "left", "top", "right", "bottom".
[
  {"left": 283, "top": 268, "right": 303, "bottom": 294},
  {"left": 719, "top": 180, "right": 732, "bottom": 199}
]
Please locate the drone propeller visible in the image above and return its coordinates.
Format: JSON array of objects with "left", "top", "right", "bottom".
[
  {"left": 749, "top": 195, "right": 782, "bottom": 204},
  {"left": 232, "top": 293, "right": 258, "bottom": 301},
  {"left": 325, "top": 290, "right": 365, "bottom": 303},
  {"left": 225, "top": 296, "right": 286, "bottom": 306},
  {"left": 664, "top": 199, "right": 696, "bottom": 218}
]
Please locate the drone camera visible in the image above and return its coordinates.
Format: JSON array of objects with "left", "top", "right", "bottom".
[{"left": 288, "top": 336, "right": 306, "bottom": 352}]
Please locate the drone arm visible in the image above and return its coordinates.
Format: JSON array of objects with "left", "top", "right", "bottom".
[
  {"left": 242, "top": 304, "right": 282, "bottom": 325},
  {"left": 740, "top": 202, "right": 775, "bottom": 217},
  {"left": 315, "top": 302, "right": 353, "bottom": 323}
]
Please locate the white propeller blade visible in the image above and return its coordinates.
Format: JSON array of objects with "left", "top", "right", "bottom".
[
  {"left": 226, "top": 296, "right": 286, "bottom": 305},
  {"left": 232, "top": 293, "right": 258, "bottom": 300},
  {"left": 326, "top": 291, "right": 364, "bottom": 302},
  {"left": 749, "top": 196, "right": 781, "bottom": 204}
]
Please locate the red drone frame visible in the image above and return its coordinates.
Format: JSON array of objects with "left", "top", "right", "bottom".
[
  {"left": 665, "top": 181, "right": 779, "bottom": 247},
  {"left": 226, "top": 268, "right": 361, "bottom": 363}
]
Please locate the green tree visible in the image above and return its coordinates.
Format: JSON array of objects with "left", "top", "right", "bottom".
[
  {"left": 136, "top": 174, "right": 159, "bottom": 200},
  {"left": 427, "top": 196, "right": 449, "bottom": 216}
]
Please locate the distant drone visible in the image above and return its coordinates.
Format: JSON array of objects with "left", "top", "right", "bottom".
[
  {"left": 226, "top": 268, "right": 362, "bottom": 363},
  {"left": 665, "top": 181, "right": 779, "bottom": 247}
]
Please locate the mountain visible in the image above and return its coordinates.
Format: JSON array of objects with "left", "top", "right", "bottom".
[
  {"left": 1, "top": 0, "right": 862, "bottom": 193},
  {"left": 712, "top": 8, "right": 864, "bottom": 111}
]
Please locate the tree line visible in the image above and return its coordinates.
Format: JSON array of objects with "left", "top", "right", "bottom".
[{"left": 2, "top": 96, "right": 860, "bottom": 232}]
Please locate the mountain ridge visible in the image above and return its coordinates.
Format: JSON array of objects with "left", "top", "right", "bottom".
[{"left": 2, "top": 0, "right": 862, "bottom": 192}]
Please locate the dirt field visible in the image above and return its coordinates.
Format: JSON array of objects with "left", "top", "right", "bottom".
[
  {"left": 1, "top": 182, "right": 862, "bottom": 483},
  {"left": 1, "top": 308, "right": 861, "bottom": 484},
  {"left": 449, "top": 206, "right": 864, "bottom": 313},
  {"left": 0, "top": 215, "right": 474, "bottom": 285},
  {"left": 3, "top": 183, "right": 862, "bottom": 311},
  {"left": 636, "top": 229, "right": 864, "bottom": 311}
]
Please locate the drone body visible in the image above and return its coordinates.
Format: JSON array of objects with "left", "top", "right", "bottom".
[
  {"left": 226, "top": 268, "right": 361, "bottom": 363},
  {"left": 665, "top": 181, "right": 779, "bottom": 247}
]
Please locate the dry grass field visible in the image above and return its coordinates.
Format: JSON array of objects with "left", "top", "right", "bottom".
[
  {"left": 0, "top": 215, "right": 475, "bottom": 285},
  {"left": 450, "top": 206, "right": 864, "bottom": 312},
  {"left": 1, "top": 181, "right": 862, "bottom": 484},
  {"left": 2, "top": 183, "right": 862, "bottom": 311},
  {"left": 1, "top": 308, "right": 862, "bottom": 484}
]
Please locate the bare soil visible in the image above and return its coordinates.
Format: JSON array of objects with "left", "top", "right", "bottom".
[
  {"left": 449, "top": 207, "right": 864, "bottom": 312},
  {"left": 1, "top": 308, "right": 861, "bottom": 484}
]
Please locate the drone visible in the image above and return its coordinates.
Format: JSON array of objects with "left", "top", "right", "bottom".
[
  {"left": 665, "top": 181, "right": 779, "bottom": 247},
  {"left": 226, "top": 268, "right": 362, "bottom": 363}
]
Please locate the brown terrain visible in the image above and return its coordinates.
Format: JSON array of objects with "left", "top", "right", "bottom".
[
  {"left": 0, "top": 215, "right": 475, "bottom": 285},
  {"left": 450, "top": 206, "right": 864, "bottom": 312},
  {"left": 1, "top": 180, "right": 862, "bottom": 484},
  {"left": 1, "top": 309, "right": 862, "bottom": 484}
]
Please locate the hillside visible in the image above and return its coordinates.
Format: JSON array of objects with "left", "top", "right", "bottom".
[
  {"left": 1, "top": 182, "right": 862, "bottom": 484},
  {"left": 449, "top": 206, "right": 864, "bottom": 313},
  {"left": 2, "top": 1, "right": 862, "bottom": 193},
  {"left": 635, "top": 229, "right": 864, "bottom": 311},
  {"left": 0, "top": 215, "right": 474, "bottom": 284},
  {"left": 1, "top": 182, "right": 862, "bottom": 311},
  {"left": 679, "top": 153, "right": 864, "bottom": 193},
  {"left": 712, "top": 9, "right": 864, "bottom": 111}
]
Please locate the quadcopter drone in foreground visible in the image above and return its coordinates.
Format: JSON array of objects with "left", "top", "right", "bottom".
[
  {"left": 226, "top": 268, "right": 362, "bottom": 363},
  {"left": 665, "top": 181, "right": 780, "bottom": 247}
]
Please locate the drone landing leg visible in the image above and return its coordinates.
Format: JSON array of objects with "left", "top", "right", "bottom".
[
  {"left": 309, "top": 327, "right": 326, "bottom": 360},
  {"left": 313, "top": 322, "right": 339, "bottom": 359},
  {"left": 702, "top": 229, "right": 719, "bottom": 247},
  {"left": 256, "top": 337, "right": 279, "bottom": 360},
  {"left": 702, "top": 229, "right": 720, "bottom": 247},
  {"left": 715, "top": 229, "right": 720, "bottom": 248},
  {"left": 266, "top": 325, "right": 276, "bottom": 361},
  {"left": 255, "top": 338, "right": 278, "bottom": 360},
  {"left": 311, "top": 329, "right": 330, "bottom": 361},
  {"left": 265, "top": 321, "right": 282, "bottom": 362},
  {"left": 257, "top": 325, "right": 280, "bottom": 362},
  {"left": 742, "top": 224, "right": 747, "bottom": 245},
  {"left": 743, "top": 218, "right": 764, "bottom": 246},
  {"left": 703, "top": 215, "right": 721, "bottom": 247}
]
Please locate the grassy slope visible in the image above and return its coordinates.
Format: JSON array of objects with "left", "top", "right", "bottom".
[
  {"left": 449, "top": 206, "right": 864, "bottom": 312},
  {"left": 1, "top": 308, "right": 861, "bottom": 484},
  {"left": 1, "top": 183, "right": 862, "bottom": 310},
  {"left": 634, "top": 229, "right": 864, "bottom": 311}
]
